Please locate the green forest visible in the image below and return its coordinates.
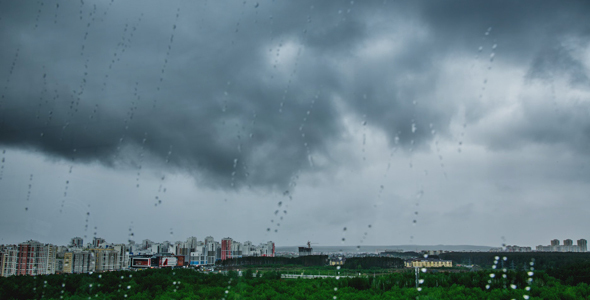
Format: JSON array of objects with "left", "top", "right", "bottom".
[{"left": 2, "top": 260, "right": 590, "bottom": 299}]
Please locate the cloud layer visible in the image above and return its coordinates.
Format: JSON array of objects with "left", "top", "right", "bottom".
[{"left": 0, "top": 0, "right": 589, "bottom": 246}]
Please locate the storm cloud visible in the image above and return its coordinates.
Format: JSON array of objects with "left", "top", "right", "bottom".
[{"left": 0, "top": 0, "right": 589, "bottom": 246}]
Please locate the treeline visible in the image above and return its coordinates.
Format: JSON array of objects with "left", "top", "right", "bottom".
[
  {"left": 342, "top": 257, "right": 405, "bottom": 269},
  {"left": 2, "top": 267, "right": 590, "bottom": 299},
  {"left": 217, "top": 256, "right": 405, "bottom": 269},
  {"left": 546, "top": 261, "right": 590, "bottom": 286},
  {"left": 439, "top": 252, "right": 590, "bottom": 269},
  {"left": 218, "top": 255, "right": 328, "bottom": 267}
]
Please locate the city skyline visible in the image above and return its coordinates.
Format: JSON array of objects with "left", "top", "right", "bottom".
[{"left": 3, "top": 235, "right": 589, "bottom": 250}]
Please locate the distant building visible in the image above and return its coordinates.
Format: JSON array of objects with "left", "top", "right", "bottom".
[
  {"left": 55, "top": 258, "right": 64, "bottom": 274},
  {"left": 16, "top": 240, "right": 56, "bottom": 276},
  {"left": 405, "top": 259, "right": 452, "bottom": 268},
  {"left": 186, "top": 237, "right": 198, "bottom": 253},
  {"left": 43, "top": 245, "right": 58, "bottom": 275},
  {"left": 537, "top": 239, "right": 586, "bottom": 252},
  {"left": 298, "top": 247, "right": 312, "bottom": 256},
  {"left": 160, "top": 241, "right": 173, "bottom": 254},
  {"left": 578, "top": 239, "right": 587, "bottom": 252},
  {"left": 205, "top": 236, "right": 216, "bottom": 264},
  {"left": 1, "top": 246, "right": 18, "bottom": 277},
  {"left": 70, "top": 237, "right": 83, "bottom": 248},
  {"left": 242, "top": 241, "right": 254, "bottom": 256},
  {"left": 142, "top": 239, "right": 153, "bottom": 250},
  {"left": 111, "top": 244, "right": 129, "bottom": 270},
  {"left": 261, "top": 241, "right": 275, "bottom": 257},
  {"left": 63, "top": 252, "right": 73, "bottom": 273},
  {"left": 71, "top": 251, "right": 96, "bottom": 273},
  {"left": 221, "top": 238, "right": 233, "bottom": 260},
  {"left": 92, "top": 249, "right": 118, "bottom": 271},
  {"left": 232, "top": 241, "right": 242, "bottom": 259},
  {"left": 504, "top": 245, "right": 532, "bottom": 252},
  {"left": 190, "top": 242, "right": 206, "bottom": 266},
  {"left": 329, "top": 256, "right": 345, "bottom": 266},
  {"left": 92, "top": 237, "right": 106, "bottom": 248},
  {"left": 130, "top": 253, "right": 182, "bottom": 268},
  {"left": 175, "top": 241, "right": 189, "bottom": 256}
]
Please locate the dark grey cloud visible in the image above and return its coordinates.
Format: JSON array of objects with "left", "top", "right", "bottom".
[
  {"left": 0, "top": 0, "right": 589, "bottom": 193},
  {"left": 527, "top": 43, "right": 590, "bottom": 86}
]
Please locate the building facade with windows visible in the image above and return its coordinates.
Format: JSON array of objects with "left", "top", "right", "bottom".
[
  {"left": 1, "top": 246, "right": 18, "bottom": 277},
  {"left": 16, "top": 240, "right": 55, "bottom": 276},
  {"left": 405, "top": 259, "right": 453, "bottom": 268}
]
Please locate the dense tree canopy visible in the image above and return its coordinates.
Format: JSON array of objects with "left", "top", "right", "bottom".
[{"left": 1, "top": 264, "right": 590, "bottom": 299}]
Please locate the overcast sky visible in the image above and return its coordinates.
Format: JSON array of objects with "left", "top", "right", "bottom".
[{"left": 0, "top": 0, "right": 589, "bottom": 248}]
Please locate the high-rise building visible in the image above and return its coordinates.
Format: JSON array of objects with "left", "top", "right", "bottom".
[
  {"left": 578, "top": 239, "right": 587, "bottom": 252},
  {"left": 242, "top": 241, "right": 253, "bottom": 256},
  {"left": 92, "top": 237, "right": 106, "bottom": 248},
  {"left": 232, "top": 241, "right": 242, "bottom": 258},
  {"left": 63, "top": 252, "right": 73, "bottom": 274},
  {"left": 186, "top": 237, "right": 198, "bottom": 252},
  {"left": 190, "top": 241, "right": 206, "bottom": 266},
  {"left": 221, "top": 238, "right": 233, "bottom": 260},
  {"left": 142, "top": 239, "right": 153, "bottom": 250},
  {"left": 94, "top": 249, "right": 118, "bottom": 271},
  {"left": 265, "top": 241, "right": 275, "bottom": 257},
  {"left": 17, "top": 240, "right": 52, "bottom": 276},
  {"left": 112, "top": 244, "right": 129, "bottom": 270},
  {"left": 160, "top": 241, "right": 173, "bottom": 254},
  {"left": 42, "top": 245, "right": 58, "bottom": 275},
  {"left": 215, "top": 242, "right": 222, "bottom": 262},
  {"left": 538, "top": 239, "right": 586, "bottom": 252},
  {"left": 204, "top": 236, "right": 216, "bottom": 265},
  {"left": 1, "top": 246, "right": 18, "bottom": 277},
  {"left": 70, "top": 237, "right": 83, "bottom": 248},
  {"left": 69, "top": 251, "right": 95, "bottom": 273}
]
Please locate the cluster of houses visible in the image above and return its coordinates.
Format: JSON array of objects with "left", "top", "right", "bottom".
[{"left": 0, "top": 236, "right": 275, "bottom": 276}]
